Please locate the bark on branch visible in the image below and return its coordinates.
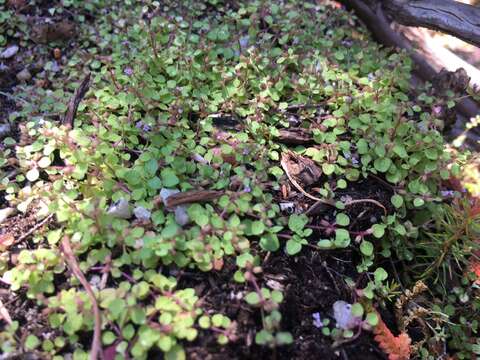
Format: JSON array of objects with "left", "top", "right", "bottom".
[
  {"left": 340, "top": 0, "right": 480, "bottom": 119},
  {"left": 382, "top": 0, "right": 480, "bottom": 48}
]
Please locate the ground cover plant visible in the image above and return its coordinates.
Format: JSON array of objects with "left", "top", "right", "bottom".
[{"left": 0, "top": 0, "right": 480, "bottom": 359}]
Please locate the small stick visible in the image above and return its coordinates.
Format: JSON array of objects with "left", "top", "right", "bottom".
[
  {"left": 163, "top": 190, "right": 224, "bottom": 208},
  {"left": 63, "top": 73, "right": 91, "bottom": 128},
  {"left": 61, "top": 236, "right": 102, "bottom": 360},
  {"left": 17, "top": 214, "right": 53, "bottom": 243},
  {"left": 345, "top": 199, "right": 387, "bottom": 216}
]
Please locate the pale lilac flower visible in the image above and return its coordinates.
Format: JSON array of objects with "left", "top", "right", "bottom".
[
  {"left": 312, "top": 312, "right": 323, "bottom": 328},
  {"left": 440, "top": 190, "right": 455, "bottom": 197},
  {"left": 135, "top": 121, "right": 151, "bottom": 132},
  {"left": 124, "top": 67, "right": 134, "bottom": 76},
  {"left": 333, "top": 301, "right": 362, "bottom": 330}
]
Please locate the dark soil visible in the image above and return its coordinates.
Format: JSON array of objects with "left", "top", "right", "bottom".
[
  {"left": 181, "top": 248, "right": 387, "bottom": 360},
  {"left": 181, "top": 175, "right": 394, "bottom": 360}
]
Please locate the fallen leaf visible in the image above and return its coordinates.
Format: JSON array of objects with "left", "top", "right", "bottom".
[
  {"left": 213, "top": 257, "right": 224, "bottom": 271},
  {"left": 0, "top": 233, "right": 15, "bottom": 250}
]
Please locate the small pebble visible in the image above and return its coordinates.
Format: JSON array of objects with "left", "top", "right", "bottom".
[
  {"left": 174, "top": 206, "right": 189, "bottom": 226},
  {"left": 280, "top": 202, "right": 295, "bottom": 213},
  {"left": 0, "top": 124, "right": 11, "bottom": 139},
  {"left": 107, "top": 198, "right": 131, "bottom": 219},
  {"left": 133, "top": 206, "right": 151, "bottom": 221},
  {"left": 16, "top": 68, "right": 31, "bottom": 82},
  {"left": 0, "top": 45, "right": 19, "bottom": 59}
]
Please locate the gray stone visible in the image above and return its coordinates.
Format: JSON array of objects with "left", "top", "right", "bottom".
[
  {"left": 16, "top": 68, "right": 31, "bottom": 82},
  {"left": 0, "top": 124, "right": 11, "bottom": 139},
  {"left": 174, "top": 206, "right": 189, "bottom": 226},
  {"left": 0, "top": 45, "right": 19, "bottom": 59},
  {"left": 133, "top": 206, "right": 151, "bottom": 221},
  {"left": 107, "top": 198, "right": 131, "bottom": 219}
]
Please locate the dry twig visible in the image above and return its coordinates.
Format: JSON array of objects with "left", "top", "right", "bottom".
[
  {"left": 63, "top": 73, "right": 91, "bottom": 128},
  {"left": 16, "top": 214, "right": 53, "bottom": 243},
  {"left": 161, "top": 190, "right": 224, "bottom": 208},
  {"left": 61, "top": 236, "right": 102, "bottom": 360}
]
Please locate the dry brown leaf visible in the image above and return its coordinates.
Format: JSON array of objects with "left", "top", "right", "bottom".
[
  {"left": 0, "top": 233, "right": 15, "bottom": 250},
  {"left": 213, "top": 257, "right": 224, "bottom": 271}
]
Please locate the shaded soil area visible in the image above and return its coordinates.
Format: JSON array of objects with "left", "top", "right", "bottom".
[
  {"left": 180, "top": 249, "right": 386, "bottom": 360},
  {"left": 180, "top": 176, "right": 394, "bottom": 360}
]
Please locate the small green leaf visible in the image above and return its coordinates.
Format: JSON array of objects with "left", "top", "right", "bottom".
[
  {"left": 288, "top": 214, "right": 308, "bottom": 233},
  {"left": 245, "top": 292, "right": 261, "bottom": 305},
  {"left": 351, "top": 303, "right": 364, "bottom": 317},
  {"left": 25, "top": 335, "right": 40, "bottom": 350},
  {"left": 212, "top": 314, "right": 224, "bottom": 327},
  {"left": 161, "top": 168, "right": 180, "bottom": 187},
  {"left": 391, "top": 194, "right": 403, "bottom": 208},
  {"left": 251, "top": 221, "right": 265, "bottom": 235},
  {"left": 165, "top": 345, "right": 186, "bottom": 360},
  {"left": 413, "top": 198, "right": 425, "bottom": 207},
  {"left": 356, "top": 139, "right": 369, "bottom": 154},
  {"left": 286, "top": 239, "right": 302, "bottom": 255},
  {"left": 108, "top": 298, "right": 126, "bottom": 319},
  {"left": 371, "top": 224, "right": 385, "bottom": 238},
  {"left": 317, "top": 239, "right": 333, "bottom": 249},
  {"left": 260, "top": 234, "right": 279, "bottom": 252},
  {"left": 360, "top": 241, "right": 374, "bottom": 256},
  {"left": 276, "top": 332, "right": 293, "bottom": 344},
  {"left": 334, "top": 229, "right": 350, "bottom": 248},
  {"left": 102, "top": 331, "right": 116, "bottom": 345},
  {"left": 255, "top": 330, "right": 274, "bottom": 345},
  {"left": 374, "top": 267, "right": 388, "bottom": 283},
  {"left": 366, "top": 312, "right": 379, "bottom": 326},
  {"left": 373, "top": 158, "right": 391, "bottom": 173},
  {"left": 271, "top": 290, "right": 284, "bottom": 304},
  {"left": 335, "top": 213, "right": 350, "bottom": 226},
  {"left": 322, "top": 163, "right": 335, "bottom": 175},
  {"left": 337, "top": 179, "right": 347, "bottom": 189}
]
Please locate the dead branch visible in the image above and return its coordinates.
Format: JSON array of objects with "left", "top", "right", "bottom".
[
  {"left": 340, "top": 0, "right": 480, "bottom": 119},
  {"left": 63, "top": 73, "right": 91, "bottom": 128},
  {"left": 61, "top": 236, "right": 102, "bottom": 360},
  {"left": 163, "top": 190, "right": 224, "bottom": 208},
  {"left": 396, "top": 25, "right": 480, "bottom": 90},
  {"left": 382, "top": 0, "right": 480, "bottom": 48},
  {"left": 277, "top": 128, "right": 313, "bottom": 145}
]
